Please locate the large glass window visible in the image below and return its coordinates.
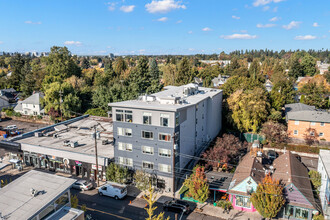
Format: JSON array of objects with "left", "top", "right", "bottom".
[
  {"left": 118, "top": 127, "right": 132, "bottom": 137},
  {"left": 143, "top": 112, "right": 152, "bottom": 125},
  {"left": 118, "top": 157, "right": 133, "bottom": 167},
  {"left": 235, "top": 195, "right": 251, "bottom": 208},
  {"left": 160, "top": 114, "right": 169, "bottom": 127},
  {"left": 142, "top": 146, "right": 154, "bottom": 155},
  {"left": 118, "top": 142, "right": 133, "bottom": 152},
  {"left": 175, "top": 112, "right": 180, "bottom": 126},
  {"left": 159, "top": 164, "right": 171, "bottom": 173},
  {"left": 159, "top": 148, "right": 171, "bottom": 158},
  {"left": 55, "top": 191, "right": 69, "bottom": 211},
  {"left": 285, "top": 205, "right": 294, "bottom": 217},
  {"left": 142, "top": 161, "right": 154, "bottom": 170},
  {"left": 142, "top": 131, "right": 153, "bottom": 139},
  {"left": 116, "top": 110, "right": 124, "bottom": 122},
  {"left": 159, "top": 133, "right": 171, "bottom": 142}
]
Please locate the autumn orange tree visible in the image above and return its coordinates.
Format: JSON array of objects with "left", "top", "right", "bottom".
[
  {"left": 183, "top": 166, "right": 209, "bottom": 203},
  {"left": 251, "top": 174, "right": 285, "bottom": 219}
]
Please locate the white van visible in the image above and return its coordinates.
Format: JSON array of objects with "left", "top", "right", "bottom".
[{"left": 98, "top": 182, "right": 127, "bottom": 200}]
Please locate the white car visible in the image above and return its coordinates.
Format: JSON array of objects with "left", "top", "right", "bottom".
[
  {"left": 6, "top": 125, "right": 17, "bottom": 130},
  {"left": 98, "top": 182, "right": 127, "bottom": 200},
  {"left": 72, "top": 180, "right": 93, "bottom": 191}
]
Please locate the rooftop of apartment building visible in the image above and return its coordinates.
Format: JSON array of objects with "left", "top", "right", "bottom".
[
  {"left": 12, "top": 115, "right": 114, "bottom": 159},
  {"left": 109, "top": 84, "right": 222, "bottom": 111},
  {"left": 319, "top": 149, "right": 330, "bottom": 176},
  {"left": 0, "top": 170, "right": 76, "bottom": 220},
  {"left": 285, "top": 103, "right": 330, "bottom": 123}
]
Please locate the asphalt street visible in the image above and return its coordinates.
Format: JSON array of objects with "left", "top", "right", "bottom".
[{"left": 71, "top": 189, "right": 223, "bottom": 220}]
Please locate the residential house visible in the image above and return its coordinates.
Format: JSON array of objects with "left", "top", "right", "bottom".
[
  {"left": 317, "top": 61, "right": 330, "bottom": 75},
  {"left": 318, "top": 149, "right": 330, "bottom": 219},
  {"left": 14, "top": 92, "right": 44, "bottom": 116},
  {"left": 194, "top": 77, "right": 203, "bottom": 87},
  {"left": 0, "top": 170, "right": 83, "bottom": 220},
  {"left": 109, "top": 84, "right": 223, "bottom": 192},
  {"left": 212, "top": 74, "right": 230, "bottom": 88},
  {"left": 0, "top": 96, "right": 10, "bottom": 112},
  {"left": 0, "top": 88, "right": 18, "bottom": 103},
  {"left": 227, "top": 153, "right": 266, "bottom": 212},
  {"left": 273, "top": 151, "right": 318, "bottom": 219},
  {"left": 265, "top": 79, "right": 273, "bottom": 92},
  {"left": 285, "top": 103, "right": 330, "bottom": 143}
]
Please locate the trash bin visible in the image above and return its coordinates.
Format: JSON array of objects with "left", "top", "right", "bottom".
[{"left": 3, "top": 134, "right": 7, "bottom": 138}]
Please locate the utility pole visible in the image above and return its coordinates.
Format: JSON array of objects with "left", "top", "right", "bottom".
[
  {"left": 94, "top": 125, "right": 100, "bottom": 187},
  {"left": 172, "top": 132, "right": 176, "bottom": 199}
]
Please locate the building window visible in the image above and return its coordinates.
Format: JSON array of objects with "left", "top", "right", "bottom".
[
  {"left": 118, "top": 157, "right": 133, "bottom": 167},
  {"left": 311, "top": 122, "right": 316, "bottom": 126},
  {"left": 118, "top": 142, "right": 133, "bottom": 152},
  {"left": 294, "top": 130, "right": 298, "bottom": 135},
  {"left": 116, "top": 110, "right": 124, "bottom": 122},
  {"left": 319, "top": 132, "right": 324, "bottom": 137},
  {"left": 118, "top": 127, "right": 132, "bottom": 137},
  {"left": 320, "top": 122, "right": 325, "bottom": 126},
  {"left": 142, "top": 131, "right": 153, "bottom": 139},
  {"left": 159, "top": 133, "right": 171, "bottom": 142},
  {"left": 202, "top": 114, "right": 204, "bottom": 119},
  {"left": 285, "top": 205, "right": 294, "bottom": 217},
  {"left": 159, "top": 148, "right": 171, "bottom": 158},
  {"left": 295, "top": 207, "right": 309, "bottom": 219},
  {"left": 196, "top": 119, "right": 198, "bottom": 124},
  {"left": 160, "top": 114, "right": 169, "bottom": 127},
  {"left": 124, "top": 110, "right": 133, "bottom": 123},
  {"left": 295, "top": 120, "right": 299, "bottom": 125},
  {"left": 143, "top": 112, "right": 152, "bottom": 125},
  {"left": 142, "top": 161, "right": 154, "bottom": 170},
  {"left": 159, "top": 164, "right": 171, "bottom": 173},
  {"left": 142, "top": 146, "right": 154, "bottom": 155},
  {"left": 235, "top": 195, "right": 251, "bottom": 208},
  {"left": 175, "top": 112, "right": 180, "bottom": 126}
]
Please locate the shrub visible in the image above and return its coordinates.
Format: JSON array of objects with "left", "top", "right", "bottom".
[
  {"left": 37, "top": 115, "right": 43, "bottom": 120},
  {"left": 85, "top": 108, "right": 107, "bottom": 117}
]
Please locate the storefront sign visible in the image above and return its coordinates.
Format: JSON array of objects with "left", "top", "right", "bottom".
[
  {"left": 92, "top": 164, "right": 102, "bottom": 171},
  {"left": 63, "top": 158, "right": 70, "bottom": 165},
  {"left": 49, "top": 156, "right": 62, "bottom": 163},
  {"left": 75, "top": 161, "right": 82, "bottom": 166}
]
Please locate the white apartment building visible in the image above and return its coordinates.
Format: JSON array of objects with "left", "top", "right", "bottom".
[{"left": 318, "top": 149, "right": 330, "bottom": 219}]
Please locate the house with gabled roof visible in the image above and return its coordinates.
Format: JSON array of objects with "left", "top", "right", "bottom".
[
  {"left": 14, "top": 92, "right": 44, "bottom": 116},
  {"left": 227, "top": 153, "right": 266, "bottom": 212},
  {"left": 273, "top": 151, "right": 319, "bottom": 220}
]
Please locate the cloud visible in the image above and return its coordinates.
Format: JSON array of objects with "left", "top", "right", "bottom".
[
  {"left": 253, "top": 0, "right": 285, "bottom": 7},
  {"left": 120, "top": 5, "right": 135, "bottom": 12},
  {"left": 0, "top": 41, "right": 3, "bottom": 44},
  {"left": 240, "top": 30, "right": 248, "bottom": 33},
  {"left": 256, "top": 23, "right": 276, "bottom": 28},
  {"left": 273, "top": 6, "right": 278, "bottom": 12},
  {"left": 25, "top": 21, "right": 42, "bottom": 25},
  {"left": 269, "top": 16, "right": 279, "bottom": 22},
  {"left": 176, "top": 20, "right": 183, "bottom": 24},
  {"left": 232, "top": 15, "right": 240, "bottom": 20},
  {"left": 157, "top": 17, "right": 168, "bottom": 22},
  {"left": 145, "top": 0, "right": 186, "bottom": 13},
  {"left": 220, "top": 34, "right": 257, "bottom": 39},
  {"left": 188, "top": 31, "right": 193, "bottom": 34},
  {"left": 262, "top": 6, "right": 270, "bottom": 11},
  {"left": 294, "top": 35, "right": 317, "bottom": 40},
  {"left": 282, "top": 21, "right": 301, "bottom": 30},
  {"left": 202, "top": 27, "right": 212, "bottom": 32},
  {"left": 313, "top": 22, "right": 319, "bottom": 27},
  {"left": 107, "top": 2, "right": 116, "bottom": 11},
  {"left": 64, "top": 41, "right": 82, "bottom": 46}
]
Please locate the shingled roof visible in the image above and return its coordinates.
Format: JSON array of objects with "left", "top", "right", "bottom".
[
  {"left": 285, "top": 103, "right": 330, "bottom": 123},
  {"left": 272, "top": 151, "right": 317, "bottom": 210}
]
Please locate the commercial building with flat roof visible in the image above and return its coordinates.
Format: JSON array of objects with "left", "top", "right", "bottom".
[
  {"left": 109, "top": 84, "right": 223, "bottom": 192},
  {"left": 0, "top": 115, "right": 114, "bottom": 181},
  {"left": 0, "top": 170, "right": 76, "bottom": 220}
]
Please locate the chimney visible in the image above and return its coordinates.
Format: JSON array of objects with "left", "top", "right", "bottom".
[{"left": 256, "top": 151, "right": 263, "bottom": 164}]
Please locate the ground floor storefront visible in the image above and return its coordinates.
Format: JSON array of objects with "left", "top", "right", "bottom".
[
  {"left": 22, "top": 151, "right": 108, "bottom": 181},
  {"left": 228, "top": 194, "right": 257, "bottom": 212},
  {"left": 281, "top": 204, "right": 318, "bottom": 220}
]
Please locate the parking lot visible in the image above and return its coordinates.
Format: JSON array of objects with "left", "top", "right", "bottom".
[{"left": 0, "top": 118, "right": 49, "bottom": 140}]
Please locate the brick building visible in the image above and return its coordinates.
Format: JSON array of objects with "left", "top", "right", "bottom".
[{"left": 285, "top": 103, "right": 330, "bottom": 143}]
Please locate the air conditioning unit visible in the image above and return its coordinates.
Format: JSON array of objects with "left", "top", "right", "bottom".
[{"left": 34, "top": 132, "right": 43, "bottom": 137}]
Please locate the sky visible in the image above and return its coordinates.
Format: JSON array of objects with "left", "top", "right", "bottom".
[{"left": 0, "top": 0, "right": 329, "bottom": 55}]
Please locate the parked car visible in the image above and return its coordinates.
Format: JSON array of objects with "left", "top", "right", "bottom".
[
  {"left": 6, "top": 125, "right": 17, "bottom": 130},
  {"left": 163, "top": 199, "right": 190, "bottom": 214},
  {"left": 98, "top": 182, "right": 127, "bottom": 200},
  {"left": 72, "top": 180, "right": 93, "bottom": 191}
]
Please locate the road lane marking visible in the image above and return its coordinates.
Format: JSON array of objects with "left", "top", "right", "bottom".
[{"left": 78, "top": 205, "right": 132, "bottom": 220}]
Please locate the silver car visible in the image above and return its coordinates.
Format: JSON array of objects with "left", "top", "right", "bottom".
[{"left": 72, "top": 180, "right": 93, "bottom": 191}]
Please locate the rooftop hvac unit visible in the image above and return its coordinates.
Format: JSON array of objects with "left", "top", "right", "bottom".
[
  {"left": 70, "top": 141, "right": 78, "bottom": 148},
  {"left": 34, "top": 132, "right": 43, "bottom": 137}
]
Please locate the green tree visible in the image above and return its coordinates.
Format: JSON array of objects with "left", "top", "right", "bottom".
[
  {"left": 147, "top": 58, "right": 163, "bottom": 94},
  {"left": 251, "top": 175, "right": 285, "bottom": 219},
  {"left": 183, "top": 166, "right": 209, "bottom": 203},
  {"left": 106, "top": 163, "right": 129, "bottom": 184},
  {"left": 288, "top": 56, "right": 304, "bottom": 79},
  {"left": 299, "top": 82, "right": 329, "bottom": 109},
  {"left": 227, "top": 88, "right": 270, "bottom": 132},
  {"left": 81, "top": 57, "right": 90, "bottom": 69},
  {"left": 175, "top": 57, "right": 193, "bottom": 85},
  {"left": 8, "top": 54, "right": 26, "bottom": 90},
  {"left": 301, "top": 53, "right": 317, "bottom": 76},
  {"left": 85, "top": 108, "right": 107, "bottom": 117},
  {"left": 308, "top": 170, "right": 321, "bottom": 194},
  {"left": 261, "top": 121, "right": 288, "bottom": 144},
  {"left": 130, "top": 56, "right": 152, "bottom": 94},
  {"left": 221, "top": 76, "right": 263, "bottom": 99},
  {"left": 113, "top": 57, "right": 127, "bottom": 76},
  {"left": 270, "top": 78, "right": 296, "bottom": 110},
  {"left": 20, "top": 62, "right": 36, "bottom": 98},
  {"left": 70, "top": 195, "right": 79, "bottom": 208},
  {"left": 144, "top": 185, "right": 169, "bottom": 220},
  {"left": 134, "top": 169, "right": 150, "bottom": 192},
  {"left": 161, "top": 64, "right": 176, "bottom": 86}
]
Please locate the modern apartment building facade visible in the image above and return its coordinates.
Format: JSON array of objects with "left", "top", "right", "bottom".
[{"left": 109, "top": 84, "right": 223, "bottom": 192}]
